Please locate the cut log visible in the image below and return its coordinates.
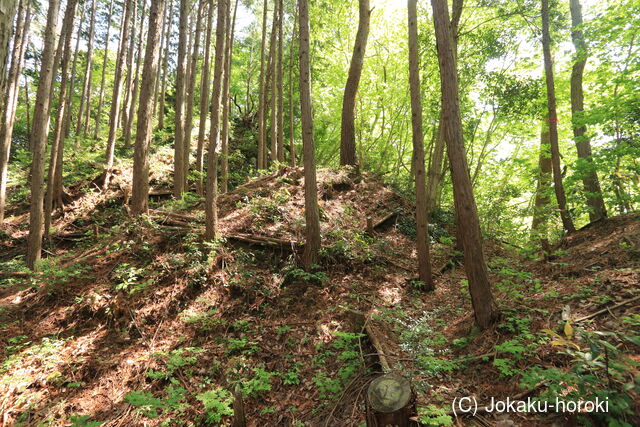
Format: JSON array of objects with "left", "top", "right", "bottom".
[
  {"left": 366, "top": 373, "right": 414, "bottom": 427},
  {"left": 365, "top": 322, "right": 392, "bottom": 372}
]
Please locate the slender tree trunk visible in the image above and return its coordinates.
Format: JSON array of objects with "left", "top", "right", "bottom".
[
  {"left": 196, "top": 0, "right": 214, "bottom": 195},
  {"left": 430, "top": 0, "right": 496, "bottom": 329},
  {"left": 541, "top": 0, "right": 575, "bottom": 233},
  {"left": 173, "top": 0, "right": 190, "bottom": 197},
  {"left": 124, "top": 0, "right": 148, "bottom": 149},
  {"left": 531, "top": 124, "right": 552, "bottom": 251},
  {"left": 426, "top": 117, "right": 445, "bottom": 214},
  {"left": 65, "top": 1, "right": 85, "bottom": 138},
  {"left": 131, "top": 0, "right": 165, "bottom": 214},
  {"left": 102, "top": 0, "right": 133, "bottom": 189},
  {"left": 298, "top": 0, "right": 320, "bottom": 269},
  {"left": 184, "top": 0, "right": 206, "bottom": 191},
  {"left": 0, "top": 0, "right": 30, "bottom": 224},
  {"left": 24, "top": 74, "right": 30, "bottom": 136},
  {"left": 94, "top": 0, "right": 116, "bottom": 139},
  {"left": 221, "top": 0, "right": 239, "bottom": 193},
  {"left": 288, "top": 4, "right": 297, "bottom": 167},
  {"left": 157, "top": 0, "right": 173, "bottom": 129},
  {"left": 121, "top": 0, "right": 138, "bottom": 136},
  {"left": 268, "top": 0, "right": 278, "bottom": 163},
  {"left": 205, "top": 0, "right": 228, "bottom": 240},
  {"left": 569, "top": 0, "right": 606, "bottom": 223},
  {"left": 0, "top": 0, "right": 18, "bottom": 93},
  {"left": 276, "top": 0, "right": 285, "bottom": 163},
  {"left": 26, "top": 0, "right": 62, "bottom": 270},
  {"left": 407, "top": 0, "right": 434, "bottom": 290},
  {"left": 44, "top": 0, "right": 79, "bottom": 240},
  {"left": 339, "top": 0, "right": 371, "bottom": 167},
  {"left": 257, "top": 0, "right": 269, "bottom": 169},
  {"left": 77, "top": 0, "right": 97, "bottom": 137}
]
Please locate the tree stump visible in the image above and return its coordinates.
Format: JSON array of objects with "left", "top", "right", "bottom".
[
  {"left": 366, "top": 373, "right": 414, "bottom": 427},
  {"left": 232, "top": 384, "right": 246, "bottom": 427}
]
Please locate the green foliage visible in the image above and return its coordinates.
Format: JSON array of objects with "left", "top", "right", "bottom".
[
  {"left": 196, "top": 388, "right": 234, "bottom": 424},
  {"left": 417, "top": 405, "right": 454, "bottom": 426},
  {"left": 112, "top": 263, "right": 152, "bottom": 294},
  {"left": 312, "top": 332, "right": 365, "bottom": 400}
]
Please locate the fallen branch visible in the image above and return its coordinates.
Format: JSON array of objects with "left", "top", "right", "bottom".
[
  {"left": 227, "top": 233, "right": 301, "bottom": 250},
  {"left": 574, "top": 295, "right": 640, "bottom": 323},
  {"left": 149, "top": 209, "right": 201, "bottom": 223}
]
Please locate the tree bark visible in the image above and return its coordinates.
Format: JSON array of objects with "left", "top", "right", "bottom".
[
  {"left": 339, "top": 0, "right": 371, "bottom": 167},
  {"left": 44, "top": 0, "right": 79, "bottom": 240},
  {"left": 65, "top": 1, "right": 86, "bottom": 138},
  {"left": 430, "top": 0, "right": 497, "bottom": 329},
  {"left": 94, "top": 0, "right": 116, "bottom": 139},
  {"left": 276, "top": 0, "right": 285, "bottom": 163},
  {"left": 102, "top": 0, "right": 133, "bottom": 189},
  {"left": 131, "top": 0, "right": 165, "bottom": 215},
  {"left": 77, "top": 0, "right": 97, "bottom": 137},
  {"left": 121, "top": 0, "right": 139, "bottom": 139},
  {"left": 268, "top": 0, "right": 278, "bottom": 163},
  {"left": 0, "top": 0, "right": 30, "bottom": 224},
  {"left": 124, "top": 0, "right": 148, "bottom": 150},
  {"left": 288, "top": 3, "right": 297, "bottom": 167},
  {"left": 257, "top": 0, "right": 269, "bottom": 169},
  {"left": 0, "top": 0, "right": 18, "bottom": 94},
  {"left": 221, "top": 0, "right": 239, "bottom": 193},
  {"left": 196, "top": 0, "right": 214, "bottom": 195},
  {"left": 183, "top": 0, "right": 206, "bottom": 192},
  {"left": 157, "top": 0, "right": 174, "bottom": 130},
  {"left": 298, "top": 0, "right": 321, "bottom": 269},
  {"left": 569, "top": 0, "right": 606, "bottom": 223},
  {"left": 205, "top": 0, "right": 228, "bottom": 241},
  {"left": 26, "top": 0, "right": 62, "bottom": 270},
  {"left": 173, "top": 0, "right": 191, "bottom": 197},
  {"left": 541, "top": 0, "right": 575, "bottom": 233},
  {"left": 407, "top": 0, "right": 434, "bottom": 290},
  {"left": 531, "top": 124, "right": 552, "bottom": 250}
]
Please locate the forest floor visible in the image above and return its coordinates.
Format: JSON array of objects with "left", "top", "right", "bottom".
[{"left": 0, "top": 158, "right": 639, "bottom": 426}]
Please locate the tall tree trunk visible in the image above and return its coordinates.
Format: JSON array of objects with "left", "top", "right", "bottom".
[
  {"left": 430, "top": 0, "right": 496, "bottom": 329},
  {"left": 131, "top": 0, "right": 165, "bottom": 214},
  {"left": 156, "top": 0, "right": 173, "bottom": 130},
  {"left": 288, "top": 3, "right": 297, "bottom": 167},
  {"left": 276, "top": 0, "right": 284, "bottom": 163},
  {"left": 184, "top": 0, "right": 206, "bottom": 191},
  {"left": 44, "top": 0, "right": 79, "bottom": 240},
  {"left": 0, "top": 0, "right": 18, "bottom": 93},
  {"left": 257, "top": 0, "right": 269, "bottom": 169},
  {"left": 77, "top": 0, "right": 97, "bottom": 137},
  {"left": 65, "top": 1, "right": 86, "bottom": 138},
  {"left": 541, "top": 0, "right": 575, "bottom": 233},
  {"left": 0, "top": 0, "right": 30, "bottom": 224},
  {"left": 94, "top": 0, "right": 116, "bottom": 139},
  {"left": 339, "top": 0, "right": 370, "bottom": 167},
  {"left": 407, "top": 0, "right": 434, "bottom": 290},
  {"left": 268, "top": 0, "right": 278, "bottom": 163},
  {"left": 173, "top": 0, "right": 190, "bottom": 197},
  {"left": 102, "top": 0, "right": 133, "bottom": 189},
  {"left": 569, "top": 0, "right": 606, "bottom": 223},
  {"left": 196, "top": 0, "right": 214, "bottom": 195},
  {"left": 124, "top": 0, "right": 148, "bottom": 149},
  {"left": 221, "top": 0, "right": 239, "bottom": 193},
  {"left": 426, "top": 0, "right": 461, "bottom": 215},
  {"left": 121, "top": 0, "right": 138, "bottom": 137},
  {"left": 26, "top": 0, "right": 62, "bottom": 270},
  {"left": 298, "top": 0, "right": 320, "bottom": 269},
  {"left": 205, "top": 0, "right": 228, "bottom": 240},
  {"left": 531, "top": 124, "right": 552, "bottom": 251}
]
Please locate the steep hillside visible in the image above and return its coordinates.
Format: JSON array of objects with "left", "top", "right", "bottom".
[{"left": 0, "top": 168, "right": 638, "bottom": 426}]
